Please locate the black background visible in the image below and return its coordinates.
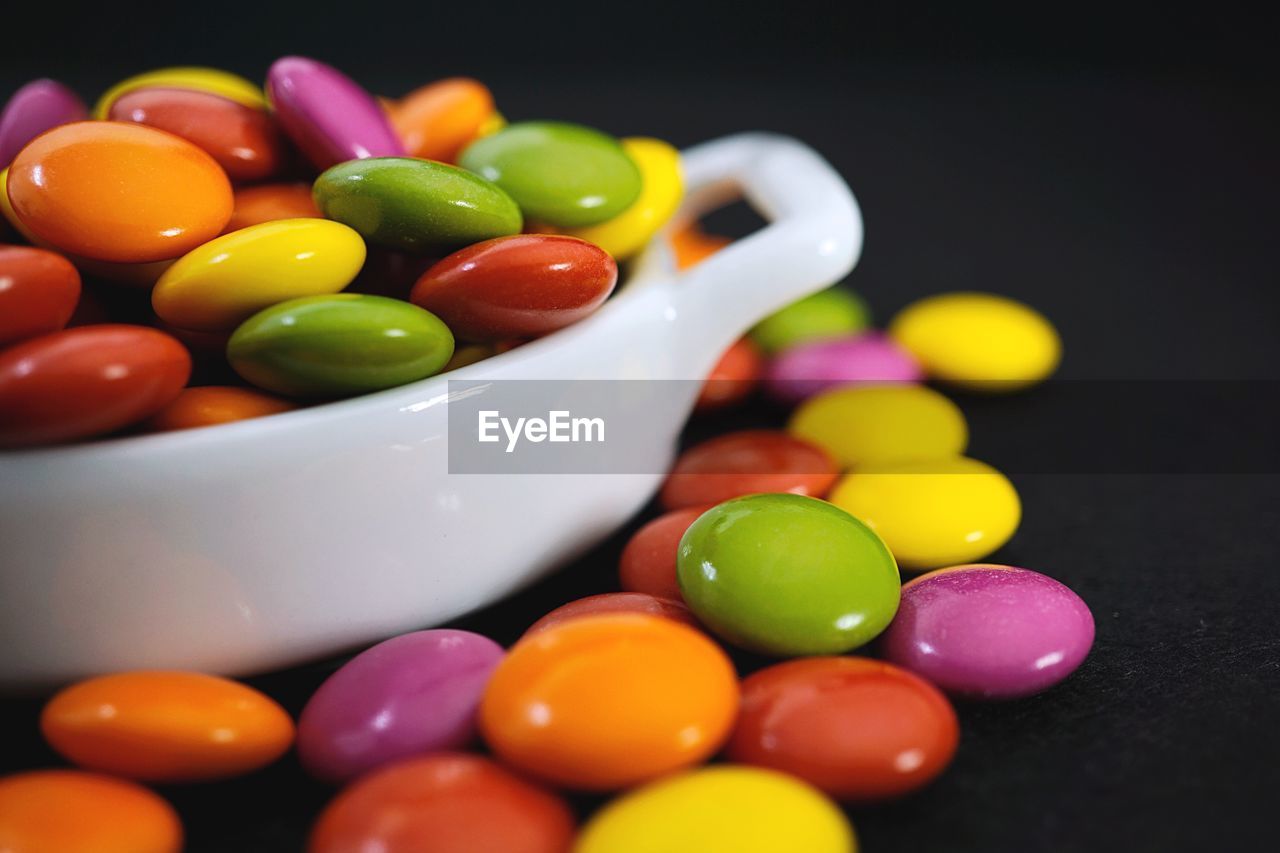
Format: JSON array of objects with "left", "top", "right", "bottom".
[{"left": 3, "top": 3, "right": 1279, "bottom": 851}]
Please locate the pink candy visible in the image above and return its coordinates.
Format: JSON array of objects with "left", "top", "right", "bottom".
[
  {"left": 763, "top": 332, "right": 922, "bottom": 404},
  {"left": 0, "top": 79, "right": 88, "bottom": 167}
]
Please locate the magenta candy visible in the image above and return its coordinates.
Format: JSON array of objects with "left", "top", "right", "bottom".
[
  {"left": 881, "top": 564, "right": 1094, "bottom": 700},
  {"left": 297, "top": 629, "right": 504, "bottom": 782},
  {"left": 0, "top": 79, "right": 88, "bottom": 167},
  {"left": 265, "top": 56, "right": 405, "bottom": 170},
  {"left": 763, "top": 332, "right": 922, "bottom": 404}
]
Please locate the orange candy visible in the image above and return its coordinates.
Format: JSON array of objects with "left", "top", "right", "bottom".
[
  {"left": 225, "top": 182, "right": 321, "bottom": 232},
  {"left": 146, "top": 385, "right": 296, "bottom": 432},
  {"left": 696, "top": 337, "right": 764, "bottom": 410},
  {"left": 41, "top": 670, "right": 295, "bottom": 782},
  {"left": 0, "top": 244, "right": 81, "bottom": 346},
  {"left": 671, "top": 223, "right": 731, "bottom": 270},
  {"left": 389, "top": 78, "right": 496, "bottom": 163},
  {"left": 6, "top": 121, "right": 233, "bottom": 263},
  {"left": 0, "top": 769, "right": 182, "bottom": 853},
  {"left": 480, "top": 614, "right": 739, "bottom": 790}
]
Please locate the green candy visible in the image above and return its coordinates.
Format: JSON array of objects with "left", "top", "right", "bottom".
[
  {"left": 749, "top": 287, "right": 870, "bottom": 354},
  {"left": 227, "top": 294, "right": 455, "bottom": 397},
  {"left": 312, "top": 157, "right": 522, "bottom": 251},
  {"left": 677, "top": 493, "right": 900, "bottom": 656},
  {"left": 459, "top": 121, "right": 642, "bottom": 228}
]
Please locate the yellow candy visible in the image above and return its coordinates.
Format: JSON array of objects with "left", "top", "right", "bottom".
[
  {"left": 889, "top": 292, "right": 1061, "bottom": 391},
  {"left": 829, "top": 455, "right": 1021, "bottom": 569},
  {"left": 575, "top": 766, "right": 856, "bottom": 853},
  {"left": 477, "top": 110, "right": 507, "bottom": 138},
  {"left": 93, "top": 67, "right": 266, "bottom": 119},
  {"left": 788, "top": 384, "right": 967, "bottom": 469},
  {"left": 563, "top": 137, "right": 683, "bottom": 260},
  {"left": 152, "top": 219, "right": 366, "bottom": 332}
]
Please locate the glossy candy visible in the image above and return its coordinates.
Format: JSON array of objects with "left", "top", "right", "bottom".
[
  {"left": 479, "top": 614, "right": 738, "bottom": 790},
  {"left": 314, "top": 157, "right": 522, "bottom": 251},
  {"left": 460, "top": 121, "right": 642, "bottom": 227},
  {"left": 6, "top": 122, "right": 233, "bottom": 263},
  {"left": 109, "top": 87, "right": 284, "bottom": 182},
  {"left": 0, "top": 770, "right": 182, "bottom": 853},
  {"left": 266, "top": 56, "right": 405, "bottom": 170},
  {"left": 147, "top": 386, "right": 295, "bottom": 432},
  {"left": 0, "top": 245, "right": 81, "bottom": 346},
  {"left": 153, "top": 218, "right": 366, "bottom": 332},
  {"left": 829, "top": 456, "right": 1021, "bottom": 569},
  {"left": 788, "top": 384, "right": 968, "bottom": 468},
  {"left": 390, "top": 78, "right": 496, "bottom": 163},
  {"left": 562, "top": 137, "right": 683, "bottom": 259},
  {"left": 889, "top": 292, "right": 1061, "bottom": 390},
  {"left": 660, "top": 430, "right": 839, "bottom": 510},
  {"left": 696, "top": 337, "right": 763, "bottom": 410},
  {"left": 41, "top": 671, "right": 294, "bottom": 782},
  {"left": 410, "top": 234, "right": 617, "bottom": 341},
  {"left": 523, "top": 592, "right": 698, "bottom": 637},
  {"left": 0, "top": 325, "right": 190, "bottom": 447},
  {"left": 881, "top": 564, "right": 1095, "bottom": 698},
  {"left": 763, "top": 332, "right": 922, "bottom": 404},
  {"left": 226, "top": 183, "right": 321, "bottom": 232},
  {"left": 727, "top": 658, "right": 959, "bottom": 801},
  {"left": 228, "top": 294, "right": 454, "bottom": 396},
  {"left": 671, "top": 223, "right": 730, "bottom": 269},
  {"left": 575, "top": 766, "right": 857, "bottom": 853},
  {"left": 94, "top": 66, "right": 265, "bottom": 118},
  {"left": 309, "top": 753, "right": 574, "bottom": 853},
  {"left": 0, "top": 79, "right": 88, "bottom": 167},
  {"left": 677, "top": 494, "right": 899, "bottom": 656},
  {"left": 750, "top": 287, "right": 869, "bottom": 354},
  {"left": 618, "top": 506, "right": 712, "bottom": 600}
]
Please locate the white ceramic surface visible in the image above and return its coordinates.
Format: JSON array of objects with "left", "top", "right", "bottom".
[{"left": 0, "top": 133, "right": 862, "bottom": 688}]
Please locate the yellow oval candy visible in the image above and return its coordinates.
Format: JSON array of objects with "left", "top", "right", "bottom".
[
  {"left": 829, "top": 455, "right": 1021, "bottom": 569},
  {"left": 563, "top": 137, "right": 683, "bottom": 260},
  {"left": 152, "top": 219, "right": 366, "bottom": 332},
  {"left": 788, "top": 384, "right": 967, "bottom": 468},
  {"left": 94, "top": 67, "right": 266, "bottom": 119},
  {"left": 575, "top": 765, "right": 856, "bottom": 853},
  {"left": 889, "top": 292, "right": 1061, "bottom": 391}
]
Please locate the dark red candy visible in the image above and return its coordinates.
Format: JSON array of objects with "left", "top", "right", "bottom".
[
  {"left": 0, "top": 245, "right": 81, "bottom": 346},
  {"left": 522, "top": 592, "right": 698, "bottom": 638},
  {"left": 660, "top": 430, "right": 840, "bottom": 510}
]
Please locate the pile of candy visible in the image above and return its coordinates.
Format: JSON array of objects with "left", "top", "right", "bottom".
[{"left": 0, "top": 61, "right": 683, "bottom": 447}]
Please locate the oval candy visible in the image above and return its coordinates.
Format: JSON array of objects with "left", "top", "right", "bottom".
[
  {"left": 389, "top": 77, "right": 496, "bottom": 163},
  {"left": 0, "top": 245, "right": 81, "bottom": 347},
  {"left": 94, "top": 66, "right": 265, "bottom": 118},
  {"left": 0, "top": 78, "right": 88, "bottom": 167},
  {"left": 562, "top": 137, "right": 683, "bottom": 259},
  {"left": 618, "top": 506, "right": 712, "bottom": 601},
  {"left": 146, "top": 386, "right": 295, "bottom": 432},
  {"left": 696, "top": 337, "right": 764, "bottom": 411},
  {"left": 660, "top": 430, "right": 839, "bottom": 510},
  {"left": 671, "top": 223, "right": 730, "bottom": 270},
  {"left": 750, "top": 287, "right": 869, "bottom": 354},
  {"left": 226, "top": 182, "right": 321, "bottom": 232},
  {"left": 763, "top": 332, "right": 923, "bottom": 405},
  {"left": 522, "top": 592, "right": 698, "bottom": 637}
]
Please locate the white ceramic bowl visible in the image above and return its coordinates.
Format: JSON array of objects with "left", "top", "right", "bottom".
[{"left": 0, "top": 133, "right": 861, "bottom": 689}]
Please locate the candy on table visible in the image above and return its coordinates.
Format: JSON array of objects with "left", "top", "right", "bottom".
[
  {"left": 888, "top": 291, "right": 1061, "bottom": 391},
  {"left": 297, "top": 629, "right": 504, "bottom": 783},
  {"left": 670, "top": 222, "right": 731, "bottom": 270},
  {"left": 225, "top": 183, "right": 322, "bottom": 232},
  {"left": 0, "top": 78, "right": 88, "bottom": 167},
  {"left": 763, "top": 331, "right": 923, "bottom": 405},
  {"left": 388, "top": 77, "right": 497, "bottom": 163},
  {"left": 479, "top": 613, "right": 738, "bottom": 790},
  {"left": 749, "top": 286, "right": 870, "bottom": 354},
  {"left": 308, "top": 753, "right": 575, "bottom": 853},
  {"left": 881, "top": 564, "right": 1095, "bottom": 699},
  {"left": 6, "top": 122, "right": 233, "bottom": 263},
  {"left": 227, "top": 294, "right": 455, "bottom": 397},
  {"left": 146, "top": 386, "right": 295, "bottom": 432},
  {"left": 829, "top": 455, "right": 1021, "bottom": 569},
  {"left": 265, "top": 56, "right": 405, "bottom": 170},
  {"left": 660, "top": 430, "right": 839, "bottom": 510},
  {"left": 695, "top": 337, "right": 764, "bottom": 411},
  {"left": 108, "top": 87, "right": 285, "bottom": 182},
  {"left": 677, "top": 493, "right": 900, "bottom": 656},
  {"left": 788, "top": 383, "right": 968, "bottom": 468},
  {"left": 0, "top": 325, "right": 191, "bottom": 447},
  {"left": 460, "top": 121, "right": 642, "bottom": 228},
  {"left": 409, "top": 234, "right": 617, "bottom": 341},
  {"left": 727, "top": 657, "right": 958, "bottom": 801},
  {"left": 313, "top": 157, "right": 522, "bottom": 251},
  {"left": 93, "top": 66, "right": 266, "bottom": 118},
  {"left": 0, "top": 245, "right": 81, "bottom": 347},
  {"left": 40, "top": 671, "right": 294, "bottom": 782},
  {"left": 0, "top": 769, "right": 182, "bottom": 853},
  {"left": 574, "top": 765, "right": 857, "bottom": 853},
  {"left": 522, "top": 592, "right": 698, "bottom": 637},
  {"left": 152, "top": 218, "right": 367, "bottom": 332},
  {"left": 618, "top": 506, "right": 713, "bottom": 601}
]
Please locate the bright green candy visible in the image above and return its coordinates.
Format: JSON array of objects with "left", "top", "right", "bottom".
[
  {"left": 312, "top": 157, "right": 522, "bottom": 252},
  {"left": 677, "top": 493, "right": 900, "bottom": 656},
  {"left": 459, "top": 122, "right": 642, "bottom": 228},
  {"left": 749, "top": 287, "right": 870, "bottom": 354},
  {"left": 227, "top": 294, "right": 455, "bottom": 397}
]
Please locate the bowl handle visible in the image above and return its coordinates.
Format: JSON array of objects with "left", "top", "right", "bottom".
[{"left": 665, "top": 132, "right": 863, "bottom": 338}]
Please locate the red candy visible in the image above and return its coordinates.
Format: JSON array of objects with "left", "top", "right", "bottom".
[
  {"left": 410, "top": 234, "right": 617, "bottom": 341},
  {"left": 0, "top": 325, "right": 191, "bottom": 447},
  {"left": 523, "top": 592, "right": 697, "bottom": 638},
  {"left": 0, "top": 245, "right": 81, "bottom": 346},
  {"left": 659, "top": 430, "right": 840, "bottom": 510},
  {"left": 618, "top": 506, "right": 711, "bottom": 600},
  {"left": 696, "top": 337, "right": 763, "bottom": 410}
]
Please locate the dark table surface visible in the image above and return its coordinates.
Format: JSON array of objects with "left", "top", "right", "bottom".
[{"left": 2, "top": 62, "right": 1278, "bottom": 852}]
